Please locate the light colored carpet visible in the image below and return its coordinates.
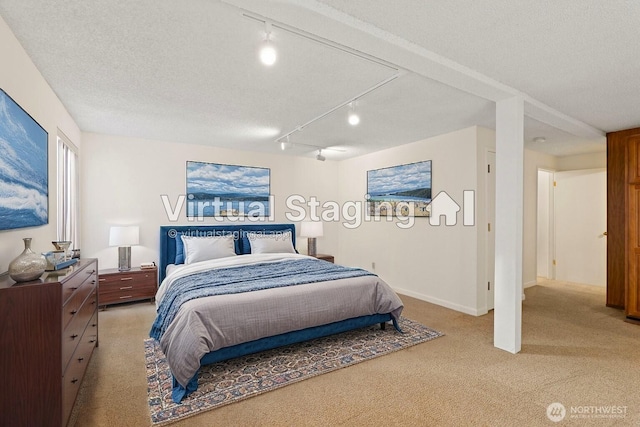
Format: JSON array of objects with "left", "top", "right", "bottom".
[{"left": 69, "top": 280, "right": 640, "bottom": 426}]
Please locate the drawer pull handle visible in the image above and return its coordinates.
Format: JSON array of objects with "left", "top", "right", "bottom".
[
  {"left": 91, "top": 280, "right": 96, "bottom": 284},
  {"left": 70, "top": 334, "right": 78, "bottom": 340},
  {"left": 77, "top": 357, "right": 84, "bottom": 362},
  {"left": 91, "top": 300, "right": 96, "bottom": 305},
  {"left": 120, "top": 286, "right": 133, "bottom": 290},
  {"left": 70, "top": 310, "right": 78, "bottom": 315},
  {"left": 71, "top": 378, "right": 79, "bottom": 384},
  {"left": 119, "top": 295, "right": 132, "bottom": 299},
  {"left": 89, "top": 339, "right": 96, "bottom": 343},
  {"left": 98, "top": 278, "right": 106, "bottom": 282},
  {"left": 120, "top": 277, "right": 133, "bottom": 281},
  {"left": 91, "top": 323, "right": 97, "bottom": 327},
  {"left": 70, "top": 286, "right": 78, "bottom": 290}
]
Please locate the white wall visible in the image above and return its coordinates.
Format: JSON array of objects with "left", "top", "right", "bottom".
[
  {"left": 80, "top": 133, "right": 340, "bottom": 270},
  {"left": 557, "top": 151, "right": 606, "bottom": 171},
  {"left": 0, "top": 15, "right": 81, "bottom": 272},
  {"left": 337, "top": 126, "right": 487, "bottom": 315}
]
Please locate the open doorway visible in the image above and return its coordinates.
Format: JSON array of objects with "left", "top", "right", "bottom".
[{"left": 537, "top": 170, "right": 554, "bottom": 280}]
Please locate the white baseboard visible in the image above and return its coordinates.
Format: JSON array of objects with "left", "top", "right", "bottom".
[
  {"left": 523, "top": 280, "right": 537, "bottom": 289},
  {"left": 393, "top": 286, "right": 482, "bottom": 316}
]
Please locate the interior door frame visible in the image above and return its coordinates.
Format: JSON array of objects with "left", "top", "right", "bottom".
[{"left": 486, "top": 149, "right": 496, "bottom": 310}]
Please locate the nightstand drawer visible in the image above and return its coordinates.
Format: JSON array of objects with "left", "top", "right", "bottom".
[
  {"left": 314, "top": 254, "right": 334, "bottom": 263},
  {"left": 99, "top": 275, "right": 156, "bottom": 292},
  {"left": 100, "top": 282, "right": 156, "bottom": 299},
  {"left": 99, "top": 271, "right": 155, "bottom": 287}
]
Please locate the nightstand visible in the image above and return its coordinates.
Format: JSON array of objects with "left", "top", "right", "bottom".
[
  {"left": 98, "top": 266, "right": 157, "bottom": 307},
  {"left": 313, "top": 254, "right": 334, "bottom": 263}
]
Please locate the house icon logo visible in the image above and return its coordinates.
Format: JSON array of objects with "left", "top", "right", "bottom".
[{"left": 429, "top": 191, "right": 460, "bottom": 226}]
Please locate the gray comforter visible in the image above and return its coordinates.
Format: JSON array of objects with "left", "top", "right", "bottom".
[{"left": 155, "top": 253, "right": 404, "bottom": 387}]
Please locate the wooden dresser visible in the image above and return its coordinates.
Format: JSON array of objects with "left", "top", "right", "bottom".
[
  {"left": 0, "top": 258, "right": 98, "bottom": 427},
  {"left": 98, "top": 266, "right": 157, "bottom": 307}
]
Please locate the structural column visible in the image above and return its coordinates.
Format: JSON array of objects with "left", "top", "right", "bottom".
[{"left": 494, "top": 96, "right": 524, "bottom": 353}]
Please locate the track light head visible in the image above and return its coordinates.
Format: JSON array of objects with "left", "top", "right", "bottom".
[
  {"left": 259, "top": 23, "right": 276, "bottom": 66},
  {"left": 280, "top": 135, "right": 293, "bottom": 150},
  {"left": 348, "top": 111, "right": 360, "bottom": 126},
  {"left": 348, "top": 101, "right": 360, "bottom": 126},
  {"left": 316, "top": 150, "right": 326, "bottom": 162}
]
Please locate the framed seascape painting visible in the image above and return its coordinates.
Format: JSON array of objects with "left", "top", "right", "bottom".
[
  {"left": 0, "top": 89, "right": 48, "bottom": 231},
  {"left": 186, "top": 161, "right": 271, "bottom": 218},
  {"left": 367, "top": 160, "right": 432, "bottom": 217}
]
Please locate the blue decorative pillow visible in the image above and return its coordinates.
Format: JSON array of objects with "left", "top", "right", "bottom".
[{"left": 174, "top": 233, "right": 185, "bottom": 264}]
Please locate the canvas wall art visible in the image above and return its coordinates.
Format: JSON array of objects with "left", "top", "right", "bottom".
[
  {"left": 367, "top": 160, "right": 432, "bottom": 217},
  {"left": 0, "top": 89, "right": 48, "bottom": 231},
  {"left": 186, "top": 161, "right": 270, "bottom": 217}
]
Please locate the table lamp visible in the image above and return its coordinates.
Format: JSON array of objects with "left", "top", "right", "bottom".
[
  {"left": 109, "top": 225, "right": 139, "bottom": 271},
  {"left": 300, "top": 221, "right": 323, "bottom": 257}
]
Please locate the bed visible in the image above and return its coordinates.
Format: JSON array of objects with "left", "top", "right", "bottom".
[{"left": 152, "top": 224, "right": 404, "bottom": 403}]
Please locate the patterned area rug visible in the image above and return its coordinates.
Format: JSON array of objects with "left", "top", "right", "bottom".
[{"left": 145, "top": 317, "right": 443, "bottom": 425}]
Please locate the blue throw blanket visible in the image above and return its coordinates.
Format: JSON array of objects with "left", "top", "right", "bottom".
[{"left": 149, "top": 258, "right": 375, "bottom": 341}]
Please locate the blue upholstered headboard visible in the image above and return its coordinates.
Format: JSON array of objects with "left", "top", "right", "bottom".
[{"left": 158, "top": 224, "right": 297, "bottom": 283}]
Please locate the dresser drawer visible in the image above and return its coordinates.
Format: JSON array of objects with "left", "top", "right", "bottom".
[
  {"left": 62, "top": 288, "right": 97, "bottom": 372},
  {"left": 62, "top": 314, "right": 97, "bottom": 425},
  {"left": 62, "top": 263, "right": 97, "bottom": 306},
  {"left": 62, "top": 273, "right": 96, "bottom": 330}
]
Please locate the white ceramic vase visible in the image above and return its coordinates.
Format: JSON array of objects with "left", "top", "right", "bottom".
[{"left": 8, "top": 238, "right": 47, "bottom": 282}]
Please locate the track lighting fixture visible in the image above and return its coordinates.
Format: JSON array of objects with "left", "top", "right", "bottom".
[
  {"left": 259, "top": 22, "right": 277, "bottom": 66},
  {"left": 316, "top": 150, "right": 326, "bottom": 162},
  {"left": 348, "top": 101, "right": 360, "bottom": 126}
]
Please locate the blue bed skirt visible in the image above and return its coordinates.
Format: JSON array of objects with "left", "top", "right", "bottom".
[{"left": 171, "top": 313, "right": 398, "bottom": 402}]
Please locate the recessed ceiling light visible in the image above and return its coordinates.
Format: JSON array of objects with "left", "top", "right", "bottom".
[{"left": 533, "top": 136, "right": 546, "bottom": 143}]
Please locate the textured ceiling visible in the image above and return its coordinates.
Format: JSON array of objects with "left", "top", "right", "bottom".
[{"left": 1, "top": 0, "right": 633, "bottom": 159}]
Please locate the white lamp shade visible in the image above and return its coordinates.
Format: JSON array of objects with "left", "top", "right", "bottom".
[
  {"left": 300, "top": 221, "right": 323, "bottom": 238},
  {"left": 109, "top": 226, "right": 140, "bottom": 246}
]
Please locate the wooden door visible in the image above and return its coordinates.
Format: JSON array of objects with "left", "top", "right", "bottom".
[{"left": 627, "top": 133, "right": 640, "bottom": 319}]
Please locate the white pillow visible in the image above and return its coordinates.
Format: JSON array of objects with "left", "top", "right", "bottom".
[
  {"left": 247, "top": 231, "right": 296, "bottom": 254},
  {"left": 180, "top": 234, "right": 237, "bottom": 264}
]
